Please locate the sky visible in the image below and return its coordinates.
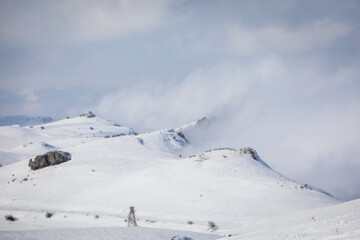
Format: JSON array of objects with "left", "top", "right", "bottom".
[{"left": 0, "top": 0, "right": 359, "bottom": 200}]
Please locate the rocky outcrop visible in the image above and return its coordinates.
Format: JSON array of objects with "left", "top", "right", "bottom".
[
  {"left": 29, "top": 151, "right": 71, "bottom": 170},
  {"left": 79, "top": 111, "right": 95, "bottom": 118}
]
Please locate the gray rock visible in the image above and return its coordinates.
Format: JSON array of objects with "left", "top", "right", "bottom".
[
  {"left": 79, "top": 111, "right": 95, "bottom": 118},
  {"left": 29, "top": 151, "right": 71, "bottom": 170}
]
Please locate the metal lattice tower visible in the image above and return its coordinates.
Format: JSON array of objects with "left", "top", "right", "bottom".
[{"left": 128, "top": 206, "right": 137, "bottom": 227}]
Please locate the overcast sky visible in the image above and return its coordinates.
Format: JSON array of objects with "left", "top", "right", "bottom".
[{"left": 0, "top": 0, "right": 359, "bottom": 200}]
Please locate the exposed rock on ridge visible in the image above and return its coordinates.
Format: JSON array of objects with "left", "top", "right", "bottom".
[
  {"left": 29, "top": 151, "right": 71, "bottom": 170},
  {"left": 80, "top": 111, "right": 95, "bottom": 118}
]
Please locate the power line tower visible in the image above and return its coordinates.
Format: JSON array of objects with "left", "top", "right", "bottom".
[{"left": 128, "top": 206, "right": 138, "bottom": 227}]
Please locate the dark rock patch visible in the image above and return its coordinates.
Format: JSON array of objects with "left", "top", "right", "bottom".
[
  {"left": 80, "top": 111, "right": 95, "bottom": 118},
  {"left": 241, "top": 147, "right": 257, "bottom": 160},
  {"left": 176, "top": 131, "right": 189, "bottom": 143},
  {"left": 29, "top": 151, "right": 71, "bottom": 170}
]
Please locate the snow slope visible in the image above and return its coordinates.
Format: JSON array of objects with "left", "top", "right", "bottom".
[
  {"left": 0, "top": 114, "right": 358, "bottom": 239},
  {"left": 1, "top": 200, "right": 358, "bottom": 240},
  {"left": 0, "top": 115, "right": 136, "bottom": 166},
  {"left": 136, "top": 128, "right": 189, "bottom": 154},
  {"left": 0, "top": 226, "right": 219, "bottom": 240},
  {"left": 218, "top": 198, "right": 360, "bottom": 240}
]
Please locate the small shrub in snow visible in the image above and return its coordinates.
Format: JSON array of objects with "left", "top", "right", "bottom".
[
  {"left": 187, "top": 221, "right": 193, "bottom": 225},
  {"left": 145, "top": 219, "right": 156, "bottom": 223},
  {"left": 171, "top": 236, "right": 193, "bottom": 240},
  {"left": 300, "top": 184, "right": 313, "bottom": 190},
  {"left": 5, "top": 215, "right": 17, "bottom": 221},
  {"left": 46, "top": 212, "right": 54, "bottom": 218},
  {"left": 40, "top": 126, "right": 45, "bottom": 130},
  {"left": 208, "top": 221, "right": 218, "bottom": 231},
  {"left": 95, "top": 215, "right": 99, "bottom": 219}
]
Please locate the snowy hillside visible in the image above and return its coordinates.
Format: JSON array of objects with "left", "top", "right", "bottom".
[
  {"left": 0, "top": 113, "right": 359, "bottom": 239},
  {"left": 136, "top": 128, "right": 189, "bottom": 154},
  {"left": 0, "top": 114, "right": 136, "bottom": 166},
  {"left": 0, "top": 115, "right": 53, "bottom": 127},
  {"left": 218, "top": 198, "right": 360, "bottom": 240}
]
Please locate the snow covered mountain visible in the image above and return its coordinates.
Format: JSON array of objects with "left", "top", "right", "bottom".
[
  {"left": 0, "top": 113, "right": 359, "bottom": 240},
  {"left": 0, "top": 115, "right": 53, "bottom": 127},
  {"left": 0, "top": 114, "right": 136, "bottom": 167}
]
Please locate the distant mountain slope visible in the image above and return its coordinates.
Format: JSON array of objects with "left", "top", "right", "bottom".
[
  {"left": 0, "top": 115, "right": 53, "bottom": 127},
  {"left": 0, "top": 113, "right": 347, "bottom": 237},
  {"left": 0, "top": 143, "right": 338, "bottom": 230},
  {"left": 0, "top": 114, "right": 136, "bottom": 166},
  {"left": 137, "top": 128, "right": 189, "bottom": 154}
]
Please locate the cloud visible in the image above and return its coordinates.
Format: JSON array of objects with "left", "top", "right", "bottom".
[
  {"left": 94, "top": 61, "right": 258, "bottom": 131},
  {"left": 0, "top": 0, "right": 171, "bottom": 46},
  {"left": 176, "top": 18, "right": 354, "bottom": 60},
  {"left": 226, "top": 20, "right": 353, "bottom": 55},
  {"left": 18, "top": 88, "right": 39, "bottom": 101},
  {"left": 94, "top": 58, "right": 360, "bottom": 199}
]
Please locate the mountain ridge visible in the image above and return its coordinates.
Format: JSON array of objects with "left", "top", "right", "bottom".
[{"left": 0, "top": 112, "right": 357, "bottom": 239}]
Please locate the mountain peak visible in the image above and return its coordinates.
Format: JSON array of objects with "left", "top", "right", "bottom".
[{"left": 79, "top": 111, "right": 96, "bottom": 118}]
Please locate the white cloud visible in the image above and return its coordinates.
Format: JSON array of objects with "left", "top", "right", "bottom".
[
  {"left": 18, "top": 88, "right": 39, "bottom": 101},
  {"left": 0, "top": 0, "right": 171, "bottom": 46},
  {"left": 94, "top": 58, "right": 360, "bottom": 199},
  {"left": 225, "top": 20, "right": 353, "bottom": 55},
  {"left": 94, "top": 62, "right": 259, "bottom": 131}
]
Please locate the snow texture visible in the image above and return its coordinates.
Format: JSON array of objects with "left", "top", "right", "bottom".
[{"left": 0, "top": 114, "right": 359, "bottom": 239}]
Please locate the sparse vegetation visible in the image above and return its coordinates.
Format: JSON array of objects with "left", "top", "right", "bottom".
[
  {"left": 300, "top": 184, "right": 313, "bottom": 190},
  {"left": 5, "top": 215, "right": 17, "bottom": 221},
  {"left": 171, "top": 236, "right": 193, "bottom": 240},
  {"left": 95, "top": 215, "right": 99, "bottom": 219},
  {"left": 45, "top": 212, "right": 54, "bottom": 218},
  {"left": 187, "top": 220, "right": 193, "bottom": 225},
  {"left": 145, "top": 219, "right": 156, "bottom": 223},
  {"left": 137, "top": 138, "right": 144, "bottom": 145},
  {"left": 208, "top": 221, "right": 218, "bottom": 231}
]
